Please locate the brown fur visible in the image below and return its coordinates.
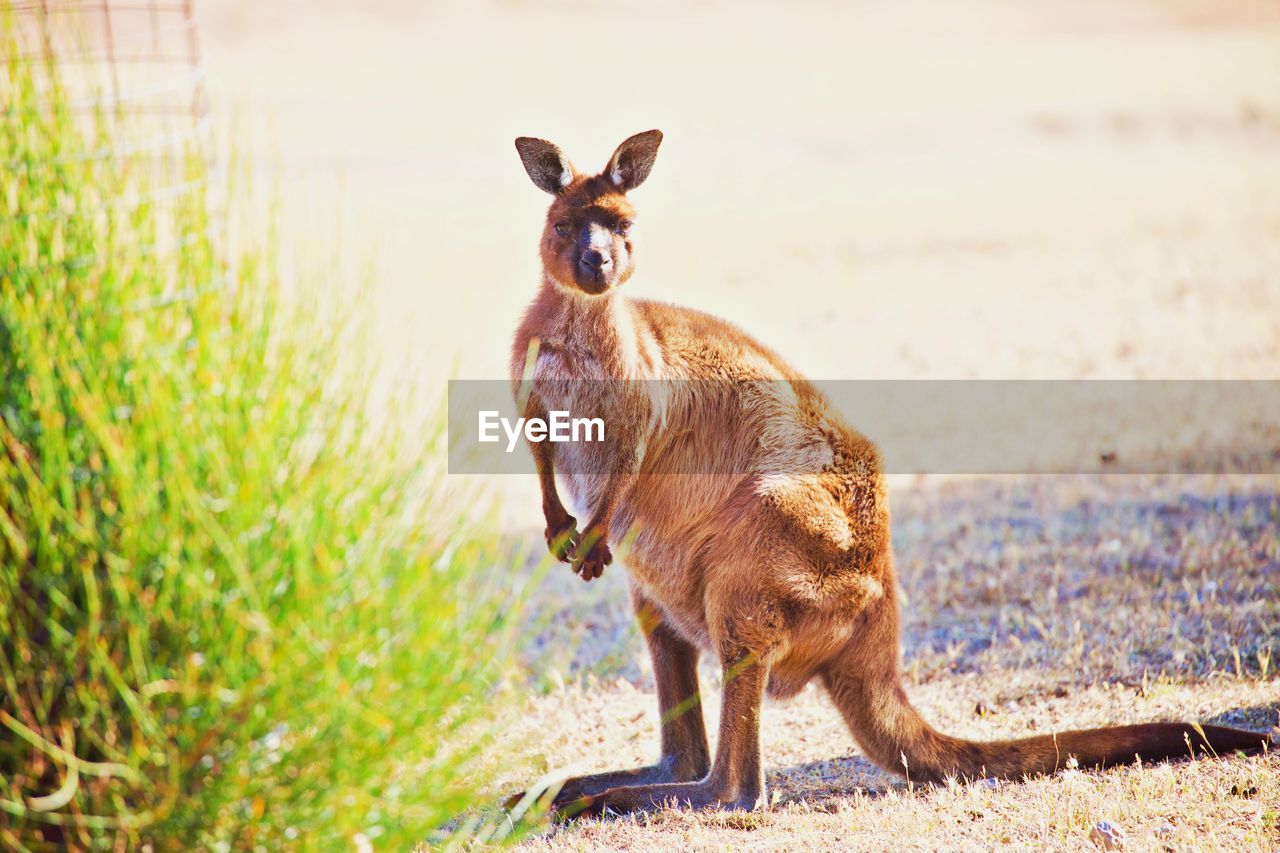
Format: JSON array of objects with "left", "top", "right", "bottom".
[{"left": 509, "top": 131, "right": 1273, "bottom": 817}]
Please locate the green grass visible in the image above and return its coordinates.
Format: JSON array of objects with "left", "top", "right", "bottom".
[{"left": 0, "top": 32, "right": 521, "bottom": 849}]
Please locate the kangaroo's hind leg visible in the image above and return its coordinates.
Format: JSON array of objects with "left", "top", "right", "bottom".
[
  {"left": 561, "top": 642, "right": 770, "bottom": 817},
  {"left": 559, "top": 567, "right": 783, "bottom": 818},
  {"left": 513, "top": 589, "right": 711, "bottom": 813}
]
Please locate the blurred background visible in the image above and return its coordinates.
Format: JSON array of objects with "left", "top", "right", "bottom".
[{"left": 193, "top": 0, "right": 1280, "bottom": 382}]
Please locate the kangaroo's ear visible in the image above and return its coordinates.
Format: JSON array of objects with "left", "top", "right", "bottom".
[
  {"left": 604, "top": 129, "right": 663, "bottom": 192},
  {"left": 515, "top": 137, "right": 576, "bottom": 195}
]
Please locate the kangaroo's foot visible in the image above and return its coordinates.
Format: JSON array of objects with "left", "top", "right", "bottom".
[
  {"left": 554, "top": 777, "right": 765, "bottom": 819},
  {"left": 504, "top": 753, "right": 704, "bottom": 812}
]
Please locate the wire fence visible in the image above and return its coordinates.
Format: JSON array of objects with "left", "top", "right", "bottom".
[
  {"left": 3, "top": 0, "right": 220, "bottom": 311},
  {"left": 3, "top": 1, "right": 206, "bottom": 100},
  {"left": 2, "top": 0, "right": 211, "bottom": 182}
]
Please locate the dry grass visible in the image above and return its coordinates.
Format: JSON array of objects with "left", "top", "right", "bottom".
[{"left": 501, "top": 474, "right": 1279, "bottom": 850}]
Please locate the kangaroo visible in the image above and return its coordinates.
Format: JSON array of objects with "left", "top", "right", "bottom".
[{"left": 508, "top": 130, "right": 1272, "bottom": 817}]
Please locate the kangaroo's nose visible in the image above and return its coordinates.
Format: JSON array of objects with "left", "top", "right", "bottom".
[{"left": 579, "top": 250, "right": 610, "bottom": 271}]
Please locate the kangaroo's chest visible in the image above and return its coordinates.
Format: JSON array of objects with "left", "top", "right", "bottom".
[
  {"left": 519, "top": 324, "right": 714, "bottom": 637},
  {"left": 529, "top": 345, "right": 637, "bottom": 517}
]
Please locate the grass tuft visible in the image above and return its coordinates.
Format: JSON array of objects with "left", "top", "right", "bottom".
[{"left": 1, "top": 23, "right": 519, "bottom": 849}]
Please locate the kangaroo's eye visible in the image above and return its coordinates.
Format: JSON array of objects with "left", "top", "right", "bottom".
[
  {"left": 554, "top": 222, "right": 570, "bottom": 237},
  {"left": 616, "top": 220, "right": 633, "bottom": 236}
]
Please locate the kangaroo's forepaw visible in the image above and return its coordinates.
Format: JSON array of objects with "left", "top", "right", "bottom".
[
  {"left": 544, "top": 514, "right": 579, "bottom": 562},
  {"left": 571, "top": 535, "right": 611, "bottom": 581}
]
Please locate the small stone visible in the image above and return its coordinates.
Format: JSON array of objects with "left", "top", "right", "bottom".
[
  {"left": 974, "top": 777, "right": 1000, "bottom": 790},
  {"left": 1090, "top": 820, "right": 1125, "bottom": 849}
]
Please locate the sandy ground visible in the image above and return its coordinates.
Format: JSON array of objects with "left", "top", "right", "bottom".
[{"left": 184, "top": 0, "right": 1280, "bottom": 848}]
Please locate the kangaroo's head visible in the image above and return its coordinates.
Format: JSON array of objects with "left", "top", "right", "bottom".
[{"left": 515, "top": 130, "right": 663, "bottom": 296}]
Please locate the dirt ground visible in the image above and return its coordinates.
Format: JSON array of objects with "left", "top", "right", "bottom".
[{"left": 190, "top": 0, "right": 1280, "bottom": 848}]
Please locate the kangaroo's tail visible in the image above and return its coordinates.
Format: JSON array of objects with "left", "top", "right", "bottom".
[{"left": 822, "top": 648, "right": 1271, "bottom": 784}]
